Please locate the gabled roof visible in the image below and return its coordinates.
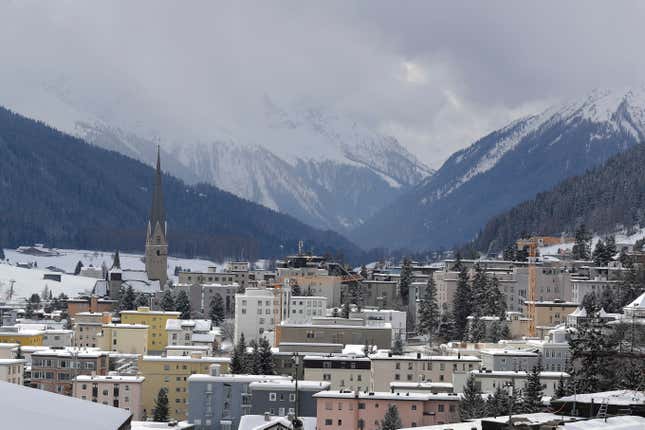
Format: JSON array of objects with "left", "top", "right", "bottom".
[
  {"left": 149, "top": 146, "right": 165, "bottom": 233},
  {"left": 624, "top": 292, "right": 645, "bottom": 309}
]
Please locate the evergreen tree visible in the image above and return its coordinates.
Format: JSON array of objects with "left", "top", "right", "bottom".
[
  {"left": 341, "top": 293, "right": 351, "bottom": 319},
  {"left": 604, "top": 235, "right": 617, "bottom": 262},
  {"left": 331, "top": 307, "right": 339, "bottom": 318},
  {"left": 360, "top": 265, "right": 368, "bottom": 279},
  {"left": 469, "top": 317, "right": 486, "bottom": 343},
  {"left": 523, "top": 360, "right": 544, "bottom": 413},
  {"left": 599, "top": 287, "right": 617, "bottom": 313},
  {"left": 160, "top": 290, "right": 175, "bottom": 311},
  {"left": 581, "top": 293, "right": 598, "bottom": 314},
  {"left": 486, "top": 276, "right": 506, "bottom": 319},
  {"left": 15, "top": 345, "right": 22, "bottom": 359},
  {"left": 471, "top": 264, "right": 488, "bottom": 316},
  {"left": 485, "top": 386, "right": 512, "bottom": 417},
  {"left": 135, "top": 293, "right": 148, "bottom": 308},
  {"left": 74, "top": 260, "right": 84, "bottom": 275},
  {"left": 572, "top": 224, "right": 592, "bottom": 260},
  {"left": 249, "top": 339, "right": 262, "bottom": 374},
  {"left": 363, "top": 340, "right": 371, "bottom": 357},
  {"left": 379, "top": 404, "right": 402, "bottom": 430},
  {"left": 487, "top": 320, "right": 502, "bottom": 342},
  {"left": 453, "top": 266, "right": 472, "bottom": 340},
  {"left": 175, "top": 290, "right": 191, "bottom": 319},
  {"left": 459, "top": 374, "right": 486, "bottom": 420},
  {"left": 208, "top": 294, "right": 225, "bottom": 326},
  {"left": 258, "top": 337, "right": 274, "bottom": 375},
  {"left": 119, "top": 285, "right": 136, "bottom": 311},
  {"left": 417, "top": 275, "right": 440, "bottom": 344},
  {"left": 399, "top": 257, "right": 413, "bottom": 304},
  {"left": 24, "top": 301, "right": 34, "bottom": 319},
  {"left": 499, "top": 323, "right": 511, "bottom": 340},
  {"left": 568, "top": 319, "right": 616, "bottom": 393},
  {"left": 437, "top": 311, "right": 456, "bottom": 341},
  {"left": 592, "top": 239, "right": 607, "bottom": 266},
  {"left": 503, "top": 245, "right": 516, "bottom": 262},
  {"left": 392, "top": 334, "right": 404, "bottom": 355},
  {"left": 554, "top": 375, "right": 568, "bottom": 399},
  {"left": 152, "top": 388, "right": 169, "bottom": 422},
  {"left": 231, "top": 334, "right": 249, "bottom": 374},
  {"left": 452, "top": 252, "right": 464, "bottom": 271},
  {"left": 0, "top": 246, "right": 4, "bottom": 260}
]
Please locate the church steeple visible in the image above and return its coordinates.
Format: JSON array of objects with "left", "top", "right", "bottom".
[
  {"left": 145, "top": 146, "right": 168, "bottom": 287},
  {"left": 149, "top": 145, "right": 165, "bottom": 234}
]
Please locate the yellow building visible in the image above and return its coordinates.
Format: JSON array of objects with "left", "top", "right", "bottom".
[
  {"left": 138, "top": 353, "right": 230, "bottom": 420},
  {"left": 120, "top": 307, "right": 180, "bottom": 353},
  {"left": 97, "top": 323, "right": 149, "bottom": 355},
  {"left": 0, "top": 329, "right": 44, "bottom": 346}
]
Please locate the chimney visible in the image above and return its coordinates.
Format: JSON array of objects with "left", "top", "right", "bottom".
[
  {"left": 264, "top": 412, "right": 271, "bottom": 422},
  {"left": 416, "top": 352, "right": 421, "bottom": 359}
]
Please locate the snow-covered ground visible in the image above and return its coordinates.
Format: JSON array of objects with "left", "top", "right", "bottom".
[
  {"left": 0, "top": 247, "right": 222, "bottom": 303},
  {"left": 538, "top": 226, "right": 645, "bottom": 257}
]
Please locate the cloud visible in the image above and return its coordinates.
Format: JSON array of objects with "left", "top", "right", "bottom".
[{"left": 1, "top": 1, "right": 645, "bottom": 168}]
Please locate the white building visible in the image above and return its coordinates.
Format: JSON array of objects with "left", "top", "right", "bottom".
[
  {"left": 623, "top": 292, "right": 645, "bottom": 319},
  {"left": 235, "top": 288, "right": 288, "bottom": 343},
  {"left": 530, "top": 325, "right": 571, "bottom": 372},
  {"left": 166, "top": 319, "right": 220, "bottom": 354},
  {"left": 0, "top": 358, "right": 25, "bottom": 385},
  {"left": 480, "top": 349, "right": 540, "bottom": 372},
  {"left": 351, "top": 308, "right": 407, "bottom": 340},
  {"left": 570, "top": 277, "right": 622, "bottom": 304},
  {"left": 42, "top": 329, "right": 74, "bottom": 348},
  {"left": 453, "top": 369, "right": 569, "bottom": 397},
  {"left": 286, "top": 295, "right": 327, "bottom": 324}
]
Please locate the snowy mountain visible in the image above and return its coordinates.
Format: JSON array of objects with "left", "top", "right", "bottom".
[
  {"left": 0, "top": 79, "right": 431, "bottom": 232},
  {"left": 352, "top": 88, "right": 645, "bottom": 250}
]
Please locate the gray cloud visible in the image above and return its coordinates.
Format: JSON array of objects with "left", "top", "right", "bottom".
[{"left": 1, "top": 1, "right": 645, "bottom": 167}]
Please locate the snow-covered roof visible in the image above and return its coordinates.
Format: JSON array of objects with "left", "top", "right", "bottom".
[
  {"left": 480, "top": 348, "right": 539, "bottom": 356},
  {"left": 470, "top": 369, "right": 569, "bottom": 378},
  {"left": 389, "top": 382, "right": 453, "bottom": 389},
  {"left": 103, "top": 323, "right": 149, "bottom": 329},
  {"left": 191, "top": 332, "right": 216, "bottom": 343},
  {"left": 238, "top": 415, "right": 317, "bottom": 430},
  {"left": 569, "top": 307, "right": 587, "bottom": 317},
  {"left": 624, "top": 292, "right": 645, "bottom": 309},
  {"left": 75, "top": 374, "right": 144, "bottom": 383},
  {"left": 560, "top": 416, "right": 645, "bottom": 430},
  {"left": 313, "top": 390, "right": 462, "bottom": 401},
  {"left": 188, "top": 373, "right": 290, "bottom": 383},
  {"left": 33, "top": 347, "right": 108, "bottom": 358},
  {"left": 557, "top": 390, "right": 645, "bottom": 406},
  {"left": 249, "top": 380, "right": 330, "bottom": 391},
  {"left": 0, "top": 381, "right": 131, "bottom": 430},
  {"left": 165, "top": 319, "right": 211, "bottom": 331},
  {"left": 371, "top": 352, "right": 480, "bottom": 361},
  {"left": 131, "top": 420, "right": 195, "bottom": 429},
  {"left": 141, "top": 355, "right": 228, "bottom": 363}
]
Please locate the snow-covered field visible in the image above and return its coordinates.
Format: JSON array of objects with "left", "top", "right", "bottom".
[
  {"left": 538, "top": 227, "right": 645, "bottom": 257},
  {"left": 0, "top": 248, "right": 221, "bottom": 303}
]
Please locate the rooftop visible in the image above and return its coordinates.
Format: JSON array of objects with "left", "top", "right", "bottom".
[
  {"left": 141, "top": 355, "right": 229, "bottom": 363},
  {"left": 249, "top": 380, "right": 331, "bottom": 391},
  {"left": 371, "top": 352, "right": 480, "bottom": 361},
  {"left": 556, "top": 390, "right": 645, "bottom": 406},
  {"left": 121, "top": 307, "right": 180, "bottom": 316},
  {"left": 75, "top": 374, "right": 145, "bottom": 383},
  {"left": 313, "top": 390, "right": 462, "bottom": 401}
]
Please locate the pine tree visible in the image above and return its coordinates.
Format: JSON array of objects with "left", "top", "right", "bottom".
[
  {"left": 363, "top": 340, "right": 371, "bottom": 357},
  {"left": 437, "top": 311, "right": 456, "bottom": 341},
  {"left": 581, "top": 293, "right": 598, "bottom": 314},
  {"left": 175, "top": 290, "right": 191, "bottom": 319},
  {"left": 291, "top": 281, "right": 302, "bottom": 296},
  {"left": 572, "top": 224, "right": 592, "bottom": 260},
  {"left": 417, "top": 275, "right": 440, "bottom": 344},
  {"left": 459, "top": 374, "right": 486, "bottom": 420},
  {"left": 74, "top": 260, "right": 84, "bottom": 275},
  {"left": 488, "top": 320, "right": 502, "bottom": 342},
  {"left": 399, "top": 257, "right": 413, "bottom": 305},
  {"left": 503, "top": 245, "right": 516, "bottom": 262},
  {"left": 523, "top": 360, "right": 544, "bottom": 413},
  {"left": 604, "top": 235, "right": 617, "bottom": 262},
  {"left": 485, "top": 386, "right": 512, "bottom": 417},
  {"left": 341, "top": 293, "right": 351, "bottom": 319},
  {"left": 208, "top": 294, "right": 225, "bottom": 326},
  {"left": 452, "top": 252, "right": 464, "bottom": 271},
  {"left": 453, "top": 266, "right": 472, "bottom": 340},
  {"left": 249, "top": 339, "right": 261, "bottom": 374},
  {"left": 469, "top": 317, "right": 486, "bottom": 343},
  {"left": 379, "top": 404, "right": 402, "bottom": 430},
  {"left": 360, "top": 265, "right": 368, "bottom": 279},
  {"left": 568, "top": 319, "right": 615, "bottom": 393},
  {"left": 119, "top": 285, "right": 135, "bottom": 311},
  {"left": 135, "top": 293, "right": 148, "bottom": 308},
  {"left": 554, "top": 375, "right": 568, "bottom": 399},
  {"left": 0, "top": 246, "right": 4, "bottom": 261},
  {"left": 152, "top": 388, "right": 169, "bottom": 422},
  {"left": 392, "top": 334, "right": 404, "bottom": 355},
  {"left": 15, "top": 345, "right": 22, "bottom": 359},
  {"left": 471, "top": 264, "right": 488, "bottom": 317},
  {"left": 486, "top": 276, "right": 506, "bottom": 319},
  {"left": 592, "top": 240, "right": 607, "bottom": 266},
  {"left": 499, "top": 323, "right": 511, "bottom": 340},
  {"left": 258, "top": 337, "right": 274, "bottom": 375},
  {"left": 231, "top": 334, "right": 249, "bottom": 374},
  {"left": 160, "top": 290, "right": 175, "bottom": 311}
]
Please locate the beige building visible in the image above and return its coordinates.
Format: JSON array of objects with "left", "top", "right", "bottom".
[
  {"left": 97, "top": 323, "right": 149, "bottom": 355},
  {"left": 524, "top": 300, "right": 579, "bottom": 329},
  {"left": 279, "top": 318, "right": 392, "bottom": 349},
  {"left": 370, "top": 352, "right": 481, "bottom": 391},
  {"left": 73, "top": 312, "right": 111, "bottom": 348},
  {"left": 138, "top": 353, "right": 230, "bottom": 420},
  {"left": 453, "top": 369, "right": 569, "bottom": 397},
  {"left": 0, "top": 359, "right": 25, "bottom": 385},
  {"left": 120, "top": 307, "right": 180, "bottom": 353},
  {"left": 277, "top": 267, "right": 343, "bottom": 307},
  {"left": 303, "top": 355, "right": 371, "bottom": 392},
  {"left": 73, "top": 374, "right": 145, "bottom": 420}
]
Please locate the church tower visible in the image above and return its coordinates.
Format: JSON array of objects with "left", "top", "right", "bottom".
[{"left": 145, "top": 147, "right": 168, "bottom": 287}]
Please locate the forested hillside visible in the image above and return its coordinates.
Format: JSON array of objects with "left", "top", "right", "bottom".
[
  {"left": 472, "top": 142, "right": 645, "bottom": 253},
  {"left": 0, "top": 107, "right": 363, "bottom": 262}
]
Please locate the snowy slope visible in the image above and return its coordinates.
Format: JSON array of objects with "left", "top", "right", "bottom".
[
  {"left": 0, "top": 79, "right": 432, "bottom": 232},
  {"left": 353, "top": 87, "right": 645, "bottom": 250}
]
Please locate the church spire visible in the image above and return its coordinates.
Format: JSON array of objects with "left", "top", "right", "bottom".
[
  {"left": 111, "top": 249, "right": 121, "bottom": 270},
  {"left": 149, "top": 145, "right": 165, "bottom": 232}
]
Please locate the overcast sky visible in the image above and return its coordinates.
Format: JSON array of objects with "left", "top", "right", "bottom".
[{"left": 2, "top": 1, "right": 645, "bottom": 167}]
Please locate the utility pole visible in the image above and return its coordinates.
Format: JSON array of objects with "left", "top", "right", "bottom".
[{"left": 291, "top": 352, "right": 303, "bottom": 430}]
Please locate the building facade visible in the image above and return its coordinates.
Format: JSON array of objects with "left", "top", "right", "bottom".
[
  {"left": 303, "top": 355, "right": 371, "bottom": 392},
  {"left": 145, "top": 148, "right": 168, "bottom": 287},
  {"left": 31, "top": 348, "right": 110, "bottom": 395},
  {"left": 120, "top": 307, "right": 180, "bottom": 354},
  {"left": 73, "top": 374, "right": 145, "bottom": 420},
  {"left": 97, "top": 323, "right": 149, "bottom": 355}
]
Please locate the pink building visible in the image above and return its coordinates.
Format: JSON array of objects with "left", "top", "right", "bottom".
[
  {"left": 314, "top": 390, "right": 461, "bottom": 430},
  {"left": 72, "top": 373, "right": 145, "bottom": 420}
]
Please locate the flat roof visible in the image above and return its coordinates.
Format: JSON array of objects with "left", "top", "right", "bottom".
[
  {"left": 75, "top": 374, "right": 144, "bottom": 383},
  {"left": 371, "top": 353, "right": 480, "bottom": 362},
  {"left": 249, "top": 380, "right": 331, "bottom": 391},
  {"left": 313, "top": 390, "right": 462, "bottom": 401},
  {"left": 141, "top": 355, "right": 229, "bottom": 363}
]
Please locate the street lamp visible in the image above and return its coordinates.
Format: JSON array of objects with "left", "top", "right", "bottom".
[
  {"left": 503, "top": 381, "right": 515, "bottom": 429},
  {"left": 291, "top": 353, "right": 303, "bottom": 430}
]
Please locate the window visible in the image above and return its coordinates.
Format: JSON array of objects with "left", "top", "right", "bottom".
[
  {"left": 358, "top": 402, "right": 366, "bottom": 410},
  {"left": 269, "top": 392, "right": 277, "bottom": 401},
  {"left": 289, "top": 393, "right": 296, "bottom": 402},
  {"left": 411, "top": 404, "right": 417, "bottom": 410},
  {"left": 438, "top": 404, "right": 444, "bottom": 412},
  {"left": 325, "top": 401, "right": 332, "bottom": 410},
  {"left": 325, "top": 419, "right": 333, "bottom": 426},
  {"left": 338, "top": 420, "right": 342, "bottom": 426}
]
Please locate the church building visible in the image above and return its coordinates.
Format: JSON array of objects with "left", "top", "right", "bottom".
[{"left": 145, "top": 147, "right": 169, "bottom": 287}]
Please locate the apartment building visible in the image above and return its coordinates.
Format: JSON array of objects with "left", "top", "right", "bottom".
[
  {"left": 0, "top": 358, "right": 25, "bottom": 384},
  {"left": 0, "top": 328, "right": 43, "bottom": 346},
  {"left": 360, "top": 280, "right": 399, "bottom": 309},
  {"left": 235, "top": 288, "right": 284, "bottom": 344},
  {"left": 249, "top": 379, "right": 330, "bottom": 418},
  {"left": 138, "top": 352, "right": 230, "bottom": 420},
  {"left": 187, "top": 366, "right": 290, "bottom": 430},
  {"left": 303, "top": 355, "right": 371, "bottom": 392},
  {"left": 120, "top": 307, "right": 180, "bottom": 354},
  {"left": 31, "top": 348, "right": 109, "bottom": 395},
  {"left": 314, "top": 391, "right": 461, "bottom": 430},
  {"left": 73, "top": 312, "right": 112, "bottom": 348},
  {"left": 350, "top": 308, "right": 407, "bottom": 340},
  {"left": 166, "top": 319, "right": 220, "bottom": 355},
  {"left": 370, "top": 352, "right": 481, "bottom": 391},
  {"left": 480, "top": 349, "right": 540, "bottom": 371},
  {"left": 42, "top": 329, "right": 74, "bottom": 348},
  {"left": 523, "top": 300, "right": 579, "bottom": 328},
  {"left": 453, "top": 369, "right": 570, "bottom": 397},
  {"left": 280, "top": 318, "right": 392, "bottom": 349},
  {"left": 73, "top": 374, "right": 145, "bottom": 420},
  {"left": 67, "top": 295, "right": 116, "bottom": 318},
  {"left": 97, "top": 323, "right": 149, "bottom": 355}
]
